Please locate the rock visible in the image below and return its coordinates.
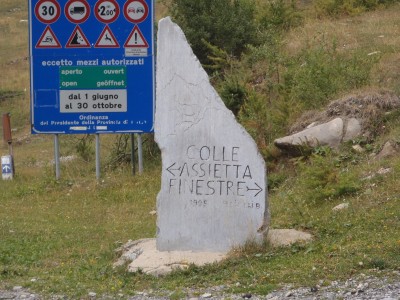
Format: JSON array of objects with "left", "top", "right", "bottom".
[
  {"left": 201, "top": 293, "right": 212, "bottom": 298},
  {"left": 343, "top": 118, "right": 362, "bottom": 141},
  {"left": 352, "top": 144, "right": 365, "bottom": 153},
  {"left": 375, "top": 140, "right": 399, "bottom": 160},
  {"left": 285, "top": 291, "right": 293, "bottom": 297},
  {"left": 155, "top": 17, "right": 269, "bottom": 252},
  {"left": 276, "top": 90, "right": 400, "bottom": 156},
  {"left": 332, "top": 203, "right": 349, "bottom": 211},
  {"left": 274, "top": 117, "right": 363, "bottom": 155},
  {"left": 274, "top": 118, "right": 344, "bottom": 154},
  {"left": 115, "top": 239, "right": 225, "bottom": 276},
  {"left": 363, "top": 167, "right": 392, "bottom": 180},
  {"left": 242, "top": 293, "right": 252, "bottom": 299},
  {"left": 267, "top": 229, "right": 313, "bottom": 247},
  {"left": 358, "top": 282, "right": 369, "bottom": 292}
]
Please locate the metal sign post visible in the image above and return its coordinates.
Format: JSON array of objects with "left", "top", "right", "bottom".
[
  {"left": 29, "top": 0, "right": 155, "bottom": 179},
  {"left": 2, "top": 113, "right": 15, "bottom": 177},
  {"left": 137, "top": 133, "right": 143, "bottom": 174},
  {"left": 96, "top": 133, "right": 101, "bottom": 180},
  {"left": 54, "top": 134, "right": 61, "bottom": 180},
  {"left": 130, "top": 133, "right": 135, "bottom": 175}
]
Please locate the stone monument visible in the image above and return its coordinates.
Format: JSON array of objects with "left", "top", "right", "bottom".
[{"left": 155, "top": 17, "right": 269, "bottom": 252}]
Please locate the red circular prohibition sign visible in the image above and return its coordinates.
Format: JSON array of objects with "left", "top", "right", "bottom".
[
  {"left": 34, "top": 0, "right": 61, "bottom": 24},
  {"left": 65, "top": 0, "right": 91, "bottom": 24},
  {"left": 94, "top": 0, "right": 120, "bottom": 23},
  {"left": 123, "top": 0, "right": 149, "bottom": 23}
]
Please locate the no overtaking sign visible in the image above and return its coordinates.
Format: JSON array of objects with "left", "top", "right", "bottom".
[{"left": 29, "top": 0, "right": 154, "bottom": 134}]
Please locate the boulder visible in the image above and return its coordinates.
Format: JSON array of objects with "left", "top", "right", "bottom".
[
  {"left": 274, "top": 117, "right": 363, "bottom": 155},
  {"left": 277, "top": 90, "right": 400, "bottom": 155},
  {"left": 375, "top": 140, "right": 399, "bottom": 160},
  {"left": 155, "top": 17, "right": 269, "bottom": 252}
]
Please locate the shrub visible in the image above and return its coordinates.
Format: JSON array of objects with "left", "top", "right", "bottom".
[
  {"left": 259, "top": 0, "right": 303, "bottom": 31},
  {"left": 170, "top": 0, "right": 260, "bottom": 65},
  {"left": 218, "top": 75, "right": 248, "bottom": 116},
  {"left": 106, "top": 134, "right": 160, "bottom": 170},
  {"left": 75, "top": 135, "right": 95, "bottom": 162}
]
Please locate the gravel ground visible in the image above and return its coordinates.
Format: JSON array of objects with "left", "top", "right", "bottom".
[{"left": 1, "top": 272, "right": 399, "bottom": 300}]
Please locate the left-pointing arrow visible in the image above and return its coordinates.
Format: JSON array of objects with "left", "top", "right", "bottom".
[
  {"left": 247, "top": 182, "right": 263, "bottom": 197},
  {"left": 166, "top": 163, "right": 180, "bottom": 176}
]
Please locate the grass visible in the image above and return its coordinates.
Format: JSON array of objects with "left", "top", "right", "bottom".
[
  {"left": 0, "top": 158, "right": 160, "bottom": 297},
  {"left": 1, "top": 131, "right": 399, "bottom": 299},
  {"left": 1, "top": 0, "right": 400, "bottom": 299},
  {"left": 284, "top": 3, "right": 400, "bottom": 94}
]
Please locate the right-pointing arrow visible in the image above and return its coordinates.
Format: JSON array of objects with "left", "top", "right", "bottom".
[{"left": 247, "top": 183, "right": 263, "bottom": 197}]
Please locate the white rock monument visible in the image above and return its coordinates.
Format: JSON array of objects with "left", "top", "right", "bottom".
[{"left": 155, "top": 17, "right": 269, "bottom": 252}]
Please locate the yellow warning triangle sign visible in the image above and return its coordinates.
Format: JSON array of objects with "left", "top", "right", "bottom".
[
  {"left": 66, "top": 26, "right": 91, "bottom": 48},
  {"left": 36, "top": 26, "right": 61, "bottom": 48},
  {"left": 124, "top": 25, "right": 148, "bottom": 48},
  {"left": 95, "top": 26, "right": 120, "bottom": 48}
]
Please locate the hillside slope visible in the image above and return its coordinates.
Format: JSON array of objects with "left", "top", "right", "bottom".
[{"left": 0, "top": 0, "right": 399, "bottom": 298}]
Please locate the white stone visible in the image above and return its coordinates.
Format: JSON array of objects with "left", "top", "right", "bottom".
[
  {"left": 155, "top": 17, "right": 269, "bottom": 252},
  {"left": 267, "top": 229, "right": 313, "bottom": 247},
  {"left": 343, "top": 118, "right": 362, "bottom": 141},
  {"left": 285, "top": 291, "right": 294, "bottom": 297},
  {"left": 377, "top": 167, "right": 392, "bottom": 175},
  {"left": 274, "top": 118, "right": 344, "bottom": 150},
  {"left": 333, "top": 203, "right": 349, "bottom": 211},
  {"left": 122, "top": 239, "right": 226, "bottom": 276},
  {"left": 352, "top": 145, "right": 364, "bottom": 153}
]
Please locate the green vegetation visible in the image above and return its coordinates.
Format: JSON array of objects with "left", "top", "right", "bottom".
[
  {"left": 1, "top": 0, "right": 400, "bottom": 298},
  {"left": 169, "top": 0, "right": 260, "bottom": 64}
]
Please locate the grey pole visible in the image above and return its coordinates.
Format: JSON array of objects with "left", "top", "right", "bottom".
[
  {"left": 130, "top": 133, "right": 135, "bottom": 176},
  {"left": 137, "top": 134, "right": 143, "bottom": 174},
  {"left": 96, "top": 134, "right": 101, "bottom": 180},
  {"left": 54, "top": 134, "right": 60, "bottom": 180}
]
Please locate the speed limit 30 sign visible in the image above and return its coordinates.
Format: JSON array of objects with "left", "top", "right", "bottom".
[{"left": 34, "top": 0, "right": 61, "bottom": 24}]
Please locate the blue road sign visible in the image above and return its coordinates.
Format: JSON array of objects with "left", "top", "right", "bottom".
[
  {"left": 29, "top": 0, "right": 155, "bottom": 134},
  {"left": 2, "top": 164, "right": 12, "bottom": 174}
]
